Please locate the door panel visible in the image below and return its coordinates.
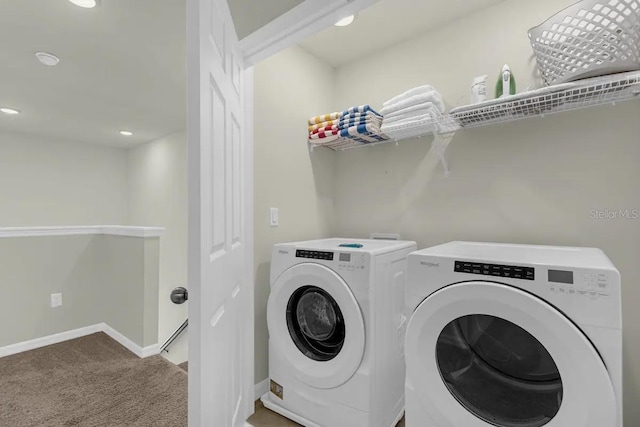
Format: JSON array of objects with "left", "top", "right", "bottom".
[{"left": 188, "top": 0, "right": 253, "bottom": 425}]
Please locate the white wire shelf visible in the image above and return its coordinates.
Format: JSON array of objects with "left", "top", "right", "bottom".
[
  {"left": 309, "top": 110, "right": 459, "bottom": 152},
  {"left": 451, "top": 70, "right": 640, "bottom": 129},
  {"left": 307, "top": 71, "right": 640, "bottom": 177}
]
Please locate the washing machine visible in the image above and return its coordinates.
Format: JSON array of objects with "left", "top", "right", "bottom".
[
  {"left": 261, "top": 238, "right": 417, "bottom": 427},
  {"left": 404, "top": 241, "right": 622, "bottom": 427}
]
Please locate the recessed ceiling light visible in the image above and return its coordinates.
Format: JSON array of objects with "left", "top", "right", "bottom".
[
  {"left": 120, "top": 131, "right": 133, "bottom": 136},
  {"left": 334, "top": 15, "right": 355, "bottom": 27},
  {"left": 35, "top": 52, "right": 60, "bottom": 67},
  {"left": 68, "top": 0, "right": 98, "bottom": 8},
  {"left": 0, "top": 108, "right": 20, "bottom": 115}
]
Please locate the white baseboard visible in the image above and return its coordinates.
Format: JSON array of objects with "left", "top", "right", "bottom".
[
  {"left": 254, "top": 378, "right": 270, "bottom": 401},
  {"left": 0, "top": 323, "right": 159, "bottom": 359},
  {"left": 0, "top": 324, "right": 103, "bottom": 358},
  {"left": 100, "top": 323, "right": 160, "bottom": 358}
]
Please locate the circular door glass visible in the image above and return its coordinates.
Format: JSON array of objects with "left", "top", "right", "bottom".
[
  {"left": 436, "top": 314, "right": 563, "bottom": 427},
  {"left": 286, "top": 286, "right": 345, "bottom": 361}
]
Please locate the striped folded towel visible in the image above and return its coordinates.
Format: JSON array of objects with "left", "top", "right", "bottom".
[
  {"left": 309, "top": 112, "right": 341, "bottom": 125},
  {"left": 344, "top": 133, "right": 389, "bottom": 144},
  {"left": 308, "top": 134, "right": 341, "bottom": 144},
  {"left": 383, "top": 85, "right": 435, "bottom": 107},
  {"left": 310, "top": 124, "right": 338, "bottom": 135},
  {"left": 341, "top": 105, "right": 382, "bottom": 117},
  {"left": 339, "top": 123, "right": 387, "bottom": 143},
  {"left": 309, "top": 119, "right": 339, "bottom": 132},
  {"left": 309, "top": 129, "right": 339, "bottom": 140},
  {"left": 339, "top": 116, "right": 382, "bottom": 128},
  {"left": 340, "top": 111, "right": 382, "bottom": 121}
]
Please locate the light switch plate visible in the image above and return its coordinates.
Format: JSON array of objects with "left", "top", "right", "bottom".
[
  {"left": 51, "top": 293, "right": 62, "bottom": 308},
  {"left": 270, "top": 208, "right": 279, "bottom": 227}
]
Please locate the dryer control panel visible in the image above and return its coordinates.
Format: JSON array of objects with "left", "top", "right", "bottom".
[{"left": 454, "top": 261, "right": 535, "bottom": 281}]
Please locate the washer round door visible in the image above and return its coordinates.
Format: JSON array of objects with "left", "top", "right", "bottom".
[
  {"left": 405, "top": 281, "right": 617, "bottom": 427},
  {"left": 268, "top": 263, "right": 365, "bottom": 389}
]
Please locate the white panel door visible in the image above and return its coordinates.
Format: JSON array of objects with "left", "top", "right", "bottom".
[{"left": 187, "top": 0, "right": 253, "bottom": 425}]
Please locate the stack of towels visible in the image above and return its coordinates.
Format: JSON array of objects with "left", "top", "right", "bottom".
[
  {"left": 308, "top": 112, "right": 341, "bottom": 144},
  {"left": 337, "top": 105, "right": 388, "bottom": 144},
  {"left": 380, "top": 85, "right": 446, "bottom": 139}
]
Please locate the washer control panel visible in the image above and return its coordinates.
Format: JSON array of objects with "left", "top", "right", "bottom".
[
  {"left": 336, "top": 252, "right": 366, "bottom": 272},
  {"left": 454, "top": 260, "right": 535, "bottom": 280}
]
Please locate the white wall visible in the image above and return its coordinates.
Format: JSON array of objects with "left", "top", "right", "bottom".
[
  {"left": 253, "top": 46, "right": 337, "bottom": 382},
  {"left": 127, "top": 130, "right": 188, "bottom": 364},
  {"left": 330, "top": 0, "right": 640, "bottom": 425},
  {"left": 0, "top": 132, "right": 128, "bottom": 226},
  {"left": 0, "top": 233, "right": 160, "bottom": 349}
]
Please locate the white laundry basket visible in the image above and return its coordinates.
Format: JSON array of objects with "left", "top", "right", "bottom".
[{"left": 528, "top": 0, "right": 640, "bottom": 85}]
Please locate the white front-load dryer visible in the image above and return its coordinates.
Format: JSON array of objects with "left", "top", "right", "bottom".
[
  {"left": 261, "top": 238, "right": 417, "bottom": 427},
  {"left": 404, "top": 241, "right": 622, "bottom": 427}
]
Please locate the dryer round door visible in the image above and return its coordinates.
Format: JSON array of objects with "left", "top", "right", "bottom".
[
  {"left": 405, "top": 281, "right": 617, "bottom": 427},
  {"left": 268, "top": 263, "right": 365, "bottom": 389}
]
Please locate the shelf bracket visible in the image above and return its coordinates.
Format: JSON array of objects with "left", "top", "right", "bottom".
[{"left": 432, "top": 132, "right": 455, "bottom": 178}]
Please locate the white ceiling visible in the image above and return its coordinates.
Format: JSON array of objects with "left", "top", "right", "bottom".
[
  {"left": 228, "top": 0, "right": 304, "bottom": 41},
  {"left": 0, "top": 0, "right": 185, "bottom": 147},
  {"left": 299, "top": 0, "right": 507, "bottom": 67}
]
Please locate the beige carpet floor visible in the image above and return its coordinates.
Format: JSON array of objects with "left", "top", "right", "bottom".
[
  {"left": 1, "top": 335, "right": 404, "bottom": 427},
  {"left": 0, "top": 333, "right": 187, "bottom": 427}
]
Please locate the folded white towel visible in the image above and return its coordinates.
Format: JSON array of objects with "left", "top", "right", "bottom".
[
  {"left": 381, "top": 113, "right": 435, "bottom": 130},
  {"left": 383, "top": 85, "right": 435, "bottom": 107},
  {"left": 383, "top": 111, "right": 434, "bottom": 126},
  {"left": 380, "top": 91, "right": 445, "bottom": 115},
  {"left": 382, "top": 116, "right": 438, "bottom": 141},
  {"left": 384, "top": 102, "right": 435, "bottom": 120}
]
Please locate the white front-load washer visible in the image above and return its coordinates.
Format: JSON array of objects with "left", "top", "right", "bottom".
[
  {"left": 404, "top": 241, "right": 622, "bottom": 427},
  {"left": 261, "top": 238, "right": 417, "bottom": 427}
]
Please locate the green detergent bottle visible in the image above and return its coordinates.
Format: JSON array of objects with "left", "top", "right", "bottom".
[{"left": 496, "top": 64, "right": 516, "bottom": 98}]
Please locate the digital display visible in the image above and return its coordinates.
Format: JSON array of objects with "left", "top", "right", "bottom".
[
  {"left": 548, "top": 270, "right": 573, "bottom": 284},
  {"left": 339, "top": 253, "right": 351, "bottom": 262}
]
